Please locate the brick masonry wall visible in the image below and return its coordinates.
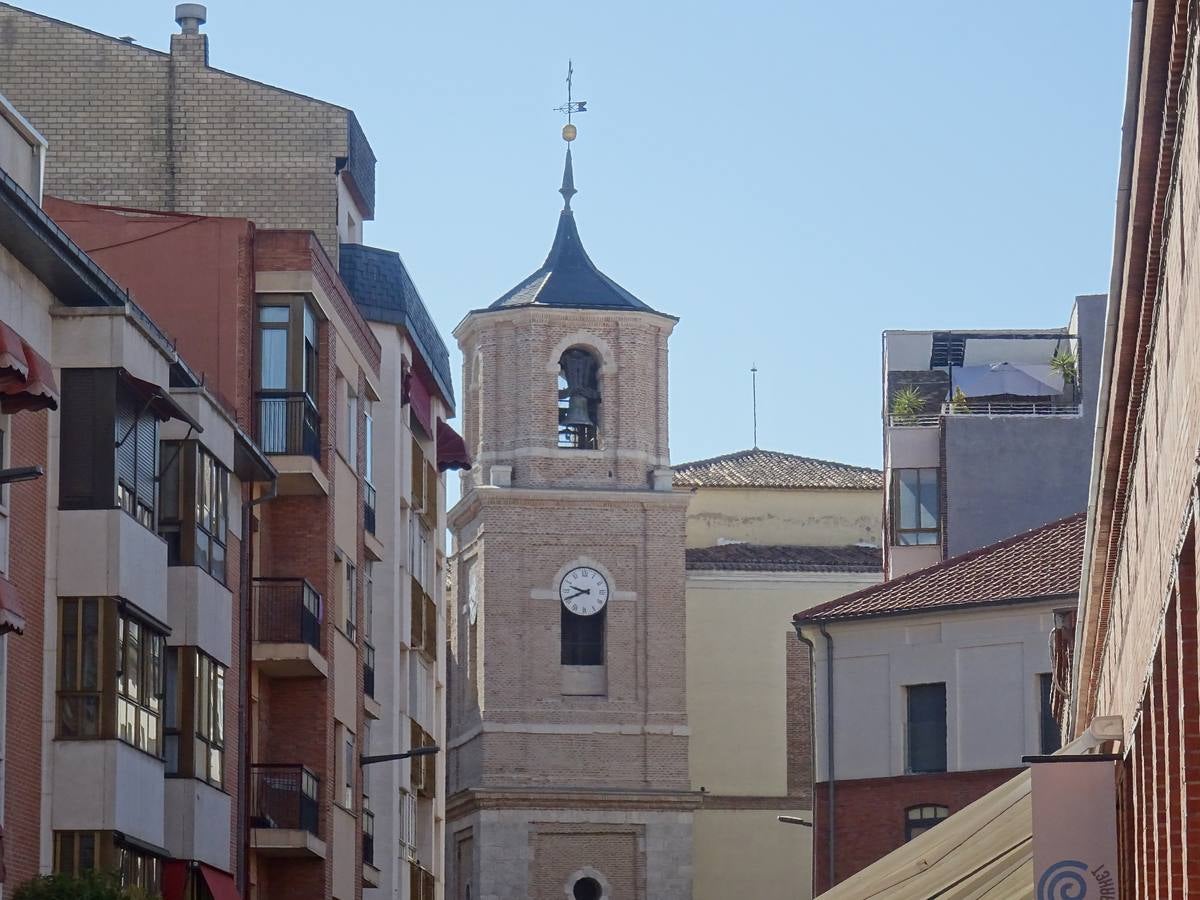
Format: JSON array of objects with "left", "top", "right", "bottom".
[
  {"left": 4, "top": 410, "right": 48, "bottom": 889},
  {"left": 0, "top": 7, "right": 352, "bottom": 262},
  {"left": 457, "top": 308, "right": 675, "bottom": 492},
  {"left": 786, "top": 634, "right": 813, "bottom": 802},
  {"left": 812, "top": 768, "right": 1021, "bottom": 891}
]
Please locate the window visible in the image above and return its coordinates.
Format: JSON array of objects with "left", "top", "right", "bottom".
[
  {"left": 400, "top": 789, "right": 417, "bottom": 860},
  {"left": 346, "top": 384, "right": 358, "bottom": 465},
  {"left": 57, "top": 598, "right": 165, "bottom": 754},
  {"left": 194, "top": 651, "right": 226, "bottom": 786},
  {"left": 54, "top": 831, "right": 162, "bottom": 893},
  {"left": 410, "top": 519, "right": 433, "bottom": 593},
  {"left": 906, "top": 683, "right": 947, "bottom": 773},
  {"left": 57, "top": 598, "right": 101, "bottom": 739},
  {"left": 256, "top": 299, "right": 319, "bottom": 457},
  {"left": 892, "top": 468, "right": 940, "bottom": 545},
  {"left": 364, "top": 403, "right": 374, "bottom": 483},
  {"left": 59, "top": 369, "right": 159, "bottom": 528},
  {"left": 1039, "top": 673, "right": 1063, "bottom": 754},
  {"left": 160, "top": 442, "right": 229, "bottom": 583},
  {"left": 341, "top": 555, "right": 358, "bottom": 639},
  {"left": 557, "top": 347, "right": 600, "bottom": 449},
  {"left": 117, "top": 611, "right": 164, "bottom": 756},
  {"left": 342, "top": 730, "right": 356, "bottom": 810},
  {"left": 364, "top": 561, "right": 374, "bottom": 642},
  {"left": 573, "top": 877, "right": 603, "bottom": 900},
  {"left": 905, "top": 805, "right": 949, "bottom": 841},
  {"left": 561, "top": 606, "right": 604, "bottom": 666}
]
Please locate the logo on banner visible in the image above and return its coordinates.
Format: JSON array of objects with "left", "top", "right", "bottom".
[{"left": 1037, "top": 859, "right": 1116, "bottom": 900}]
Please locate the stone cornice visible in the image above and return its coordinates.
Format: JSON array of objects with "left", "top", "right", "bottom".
[
  {"left": 446, "top": 786, "right": 702, "bottom": 819},
  {"left": 449, "top": 484, "right": 689, "bottom": 530},
  {"left": 454, "top": 304, "right": 677, "bottom": 344}
]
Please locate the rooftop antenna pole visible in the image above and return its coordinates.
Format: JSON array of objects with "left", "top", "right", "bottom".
[
  {"left": 751, "top": 363, "right": 759, "bottom": 449},
  {"left": 554, "top": 59, "right": 587, "bottom": 142}
]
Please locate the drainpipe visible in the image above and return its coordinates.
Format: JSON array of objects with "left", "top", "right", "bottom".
[
  {"left": 819, "top": 624, "right": 835, "bottom": 890},
  {"left": 240, "top": 479, "right": 277, "bottom": 897},
  {"left": 793, "top": 623, "right": 819, "bottom": 899}
]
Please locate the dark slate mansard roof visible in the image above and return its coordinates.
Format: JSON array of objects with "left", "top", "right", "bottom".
[
  {"left": 339, "top": 244, "right": 455, "bottom": 411},
  {"left": 486, "top": 148, "right": 670, "bottom": 317}
]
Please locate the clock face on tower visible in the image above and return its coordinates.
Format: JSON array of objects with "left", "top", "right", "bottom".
[{"left": 559, "top": 566, "right": 609, "bottom": 616}]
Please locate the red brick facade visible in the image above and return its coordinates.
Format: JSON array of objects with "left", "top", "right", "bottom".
[
  {"left": 4, "top": 410, "right": 49, "bottom": 887},
  {"left": 812, "top": 768, "right": 1020, "bottom": 891}
]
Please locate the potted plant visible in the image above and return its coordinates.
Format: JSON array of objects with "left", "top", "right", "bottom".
[
  {"left": 891, "top": 386, "right": 926, "bottom": 423},
  {"left": 1050, "top": 348, "right": 1078, "bottom": 385}
]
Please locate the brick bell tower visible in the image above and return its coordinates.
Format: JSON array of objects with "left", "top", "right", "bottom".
[{"left": 445, "top": 128, "right": 694, "bottom": 900}]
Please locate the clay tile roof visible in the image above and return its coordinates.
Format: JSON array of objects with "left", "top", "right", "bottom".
[
  {"left": 685, "top": 544, "right": 882, "bottom": 573},
  {"left": 795, "top": 512, "right": 1086, "bottom": 623},
  {"left": 673, "top": 448, "right": 883, "bottom": 491}
]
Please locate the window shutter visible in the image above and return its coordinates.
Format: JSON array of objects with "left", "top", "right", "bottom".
[
  {"left": 115, "top": 387, "right": 138, "bottom": 491},
  {"left": 59, "top": 369, "right": 116, "bottom": 509},
  {"left": 135, "top": 410, "right": 157, "bottom": 511}
]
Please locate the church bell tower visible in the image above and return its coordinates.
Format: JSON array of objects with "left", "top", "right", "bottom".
[{"left": 445, "top": 117, "right": 694, "bottom": 900}]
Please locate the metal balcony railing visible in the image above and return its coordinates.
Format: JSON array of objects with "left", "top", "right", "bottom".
[
  {"left": 364, "top": 642, "right": 376, "bottom": 698},
  {"left": 364, "top": 481, "right": 377, "bottom": 535},
  {"left": 250, "top": 764, "right": 320, "bottom": 837},
  {"left": 253, "top": 578, "right": 322, "bottom": 650},
  {"left": 256, "top": 392, "right": 320, "bottom": 459},
  {"left": 888, "top": 400, "right": 1083, "bottom": 428}
]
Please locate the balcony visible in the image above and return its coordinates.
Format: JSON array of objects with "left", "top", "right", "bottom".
[
  {"left": 252, "top": 578, "right": 328, "bottom": 678},
  {"left": 250, "top": 764, "right": 325, "bottom": 858},
  {"left": 257, "top": 392, "right": 327, "bottom": 495},
  {"left": 364, "top": 482, "right": 377, "bottom": 535}
]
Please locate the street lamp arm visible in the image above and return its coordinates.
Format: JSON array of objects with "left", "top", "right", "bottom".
[{"left": 360, "top": 745, "right": 441, "bottom": 767}]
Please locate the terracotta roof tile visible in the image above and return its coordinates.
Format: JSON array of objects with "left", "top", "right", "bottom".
[
  {"left": 685, "top": 544, "right": 881, "bottom": 573},
  {"left": 673, "top": 448, "right": 883, "bottom": 490},
  {"left": 795, "top": 513, "right": 1085, "bottom": 623}
]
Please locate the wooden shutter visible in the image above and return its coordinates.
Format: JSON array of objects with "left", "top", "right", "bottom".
[
  {"left": 423, "top": 595, "right": 437, "bottom": 658},
  {"left": 410, "top": 575, "right": 424, "bottom": 650},
  {"left": 411, "top": 437, "right": 424, "bottom": 509},
  {"left": 59, "top": 369, "right": 117, "bottom": 510},
  {"left": 423, "top": 461, "right": 437, "bottom": 526}
]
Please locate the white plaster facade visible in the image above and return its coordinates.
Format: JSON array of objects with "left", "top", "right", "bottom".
[{"left": 800, "top": 602, "right": 1065, "bottom": 783}]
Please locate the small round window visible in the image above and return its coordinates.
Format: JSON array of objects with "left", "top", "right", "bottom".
[{"left": 573, "top": 876, "right": 602, "bottom": 900}]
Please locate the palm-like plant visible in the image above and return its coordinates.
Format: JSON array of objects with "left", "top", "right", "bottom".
[
  {"left": 891, "top": 386, "right": 927, "bottom": 423},
  {"left": 1050, "top": 349, "right": 1078, "bottom": 385}
]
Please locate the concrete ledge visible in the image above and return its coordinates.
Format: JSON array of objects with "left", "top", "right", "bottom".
[
  {"left": 364, "top": 693, "right": 383, "bottom": 720},
  {"left": 57, "top": 509, "right": 167, "bottom": 621},
  {"left": 272, "top": 454, "right": 330, "bottom": 496},
  {"left": 253, "top": 642, "right": 329, "bottom": 678},
  {"left": 363, "top": 863, "right": 381, "bottom": 888},
  {"left": 250, "top": 828, "right": 326, "bottom": 858}
]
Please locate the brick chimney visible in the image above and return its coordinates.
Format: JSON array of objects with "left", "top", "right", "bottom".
[{"left": 170, "top": 3, "right": 208, "bottom": 65}]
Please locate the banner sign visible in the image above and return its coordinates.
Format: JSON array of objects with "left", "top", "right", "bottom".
[{"left": 1031, "top": 758, "right": 1119, "bottom": 899}]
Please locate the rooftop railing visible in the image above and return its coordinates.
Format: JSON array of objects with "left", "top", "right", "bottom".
[{"left": 889, "top": 400, "right": 1082, "bottom": 427}]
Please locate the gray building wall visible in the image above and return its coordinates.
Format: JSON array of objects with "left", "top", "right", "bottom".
[{"left": 944, "top": 294, "right": 1106, "bottom": 555}]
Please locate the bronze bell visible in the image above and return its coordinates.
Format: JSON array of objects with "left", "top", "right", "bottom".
[{"left": 562, "top": 394, "right": 594, "bottom": 427}]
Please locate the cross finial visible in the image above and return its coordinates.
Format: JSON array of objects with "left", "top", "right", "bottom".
[{"left": 554, "top": 59, "right": 587, "bottom": 142}]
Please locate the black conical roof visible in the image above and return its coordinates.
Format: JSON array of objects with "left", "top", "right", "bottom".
[{"left": 488, "top": 148, "right": 660, "bottom": 313}]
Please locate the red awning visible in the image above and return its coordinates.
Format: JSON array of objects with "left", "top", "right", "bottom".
[
  {"left": 0, "top": 576, "right": 26, "bottom": 636},
  {"left": 162, "top": 861, "right": 188, "bottom": 900},
  {"left": 162, "top": 861, "right": 240, "bottom": 900},
  {"left": 437, "top": 419, "right": 471, "bottom": 472},
  {"left": 409, "top": 370, "right": 432, "bottom": 437},
  {"left": 0, "top": 320, "right": 57, "bottom": 414},
  {"left": 200, "top": 863, "right": 241, "bottom": 900}
]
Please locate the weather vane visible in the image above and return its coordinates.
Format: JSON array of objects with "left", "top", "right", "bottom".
[{"left": 554, "top": 59, "right": 587, "bottom": 142}]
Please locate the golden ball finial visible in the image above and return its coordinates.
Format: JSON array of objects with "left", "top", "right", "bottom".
[{"left": 562, "top": 123, "right": 577, "bottom": 142}]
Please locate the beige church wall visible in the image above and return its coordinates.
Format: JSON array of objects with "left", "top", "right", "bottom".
[
  {"left": 693, "top": 809, "right": 813, "bottom": 900},
  {"left": 682, "top": 487, "right": 882, "bottom": 549},
  {"left": 686, "top": 571, "right": 879, "bottom": 796}
]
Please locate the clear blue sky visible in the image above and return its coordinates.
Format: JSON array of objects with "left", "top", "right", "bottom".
[{"left": 23, "top": 1, "right": 1130, "bottom": 469}]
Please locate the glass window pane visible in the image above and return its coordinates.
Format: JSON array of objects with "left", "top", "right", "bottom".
[
  {"left": 81, "top": 598, "right": 98, "bottom": 691},
  {"left": 898, "top": 470, "right": 919, "bottom": 529},
  {"left": 125, "top": 619, "right": 140, "bottom": 702},
  {"left": 260, "top": 306, "right": 289, "bottom": 324},
  {"left": 214, "top": 666, "right": 225, "bottom": 744},
  {"left": 260, "top": 329, "right": 288, "bottom": 390},
  {"left": 61, "top": 599, "right": 78, "bottom": 689},
  {"left": 918, "top": 470, "right": 939, "bottom": 529}
]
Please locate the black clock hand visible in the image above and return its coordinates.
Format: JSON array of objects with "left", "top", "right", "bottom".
[{"left": 564, "top": 588, "right": 591, "bottom": 600}]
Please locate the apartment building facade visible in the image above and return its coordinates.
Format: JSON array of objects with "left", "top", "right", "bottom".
[
  {"left": 796, "top": 514, "right": 1082, "bottom": 892},
  {"left": 0, "top": 5, "right": 461, "bottom": 896},
  {"left": 882, "top": 295, "right": 1104, "bottom": 578},
  {"left": 0, "top": 2, "right": 374, "bottom": 263},
  {"left": 0, "top": 94, "right": 276, "bottom": 897},
  {"left": 1067, "top": 0, "right": 1200, "bottom": 894},
  {"left": 674, "top": 448, "right": 882, "bottom": 900}
]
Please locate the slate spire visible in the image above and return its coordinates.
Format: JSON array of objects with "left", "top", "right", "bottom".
[{"left": 559, "top": 147, "right": 577, "bottom": 211}]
